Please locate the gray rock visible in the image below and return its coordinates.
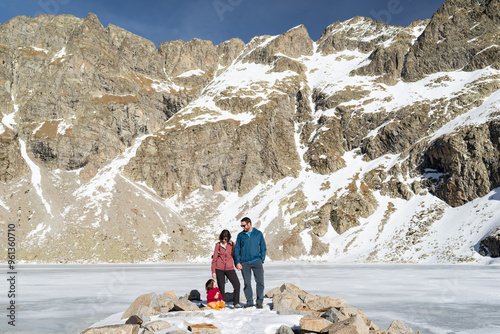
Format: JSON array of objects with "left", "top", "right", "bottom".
[
  {"left": 321, "top": 307, "right": 347, "bottom": 323},
  {"left": 122, "top": 293, "right": 160, "bottom": 320},
  {"left": 387, "top": 320, "right": 415, "bottom": 334},
  {"left": 277, "top": 325, "right": 295, "bottom": 334},
  {"left": 479, "top": 227, "right": 500, "bottom": 257},
  {"left": 143, "top": 320, "right": 172, "bottom": 332},
  {"left": 80, "top": 324, "right": 140, "bottom": 334}
]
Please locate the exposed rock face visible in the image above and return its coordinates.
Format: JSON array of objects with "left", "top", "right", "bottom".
[
  {"left": 1, "top": 13, "right": 190, "bottom": 179},
  {"left": 351, "top": 20, "right": 429, "bottom": 84},
  {"left": 403, "top": 0, "right": 500, "bottom": 81},
  {"left": 479, "top": 227, "right": 500, "bottom": 257},
  {"left": 417, "top": 121, "right": 500, "bottom": 207},
  {"left": 1, "top": 0, "right": 499, "bottom": 263},
  {"left": 317, "top": 16, "right": 402, "bottom": 54},
  {"left": 0, "top": 127, "right": 27, "bottom": 181}
]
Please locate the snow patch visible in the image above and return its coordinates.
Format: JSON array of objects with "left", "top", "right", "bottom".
[
  {"left": 19, "top": 139, "right": 54, "bottom": 218},
  {"left": 177, "top": 69, "right": 206, "bottom": 78}
]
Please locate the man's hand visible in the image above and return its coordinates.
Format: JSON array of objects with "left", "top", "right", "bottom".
[
  {"left": 212, "top": 272, "right": 217, "bottom": 279},
  {"left": 236, "top": 263, "right": 242, "bottom": 270}
]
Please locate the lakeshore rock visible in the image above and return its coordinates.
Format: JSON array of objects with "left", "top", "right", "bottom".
[
  {"left": 80, "top": 324, "right": 140, "bottom": 334},
  {"left": 121, "top": 293, "right": 160, "bottom": 320}
]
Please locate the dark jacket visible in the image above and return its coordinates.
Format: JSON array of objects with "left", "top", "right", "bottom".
[{"left": 234, "top": 228, "right": 266, "bottom": 264}]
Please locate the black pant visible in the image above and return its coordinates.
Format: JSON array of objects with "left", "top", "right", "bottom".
[{"left": 215, "top": 269, "right": 241, "bottom": 304}]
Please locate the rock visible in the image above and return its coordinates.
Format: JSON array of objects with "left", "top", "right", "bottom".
[
  {"left": 130, "top": 305, "right": 158, "bottom": 322},
  {"left": 244, "top": 25, "right": 314, "bottom": 65},
  {"left": 386, "top": 320, "right": 414, "bottom": 334},
  {"left": 322, "top": 314, "right": 369, "bottom": 334},
  {"left": 277, "top": 325, "right": 295, "bottom": 334},
  {"left": 160, "top": 311, "right": 214, "bottom": 319},
  {"left": 158, "top": 294, "right": 175, "bottom": 312},
  {"left": 307, "top": 296, "right": 346, "bottom": 312},
  {"left": 338, "top": 305, "right": 369, "bottom": 325},
  {"left": 80, "top": 324, "right": 140, "bottom": 334},
  {"left": 122, "top": 293, "right": 160, "bottom": 319},
  {"left": 143, "top": 320, "right": 172, "bottom": 332},
  {"left": 317, "top": 17, "right": 400, "bottom": 55},
  {"left": 187, "top": 323, "right": 219, "bottom": 333},
  {"left": 265, "top": 286, "right": 282, "bottom": 298},
  {"left": 403, "top": 0, "right": 500, "bottom": 81},
  {"left": 479, "top": 227, "right": 500, "bottom": 257},
  {"left": 329, "top": 177, "right": 378, "bottom": 234},
  {"left": 172, "top": 297, "right": 201, "bottom": 311},
  {"left": 125, "top": 315, "right": 143, "bottom": 325},
  {"left": 321, "top": 307, "right": 347, "bottom": 323},
  {"left": 417, "top": 121, "right": 500, "bottom": 207},
  {"left": 351, "top": 20, "right": 429, "bottom": 85},
  {"left": 277, "top": 309, "right": 314, "bottom": 316},
  {"left": 272, "top": 291, "right": 304, "bottom": 313},
  {"left": 163, "top": 290, "right": 177, "bottom": 299},
  {"left": 299, "top": 315, "right": 333, "bottom": 332}
]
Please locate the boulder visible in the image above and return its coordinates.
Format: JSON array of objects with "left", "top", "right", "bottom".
[
  {"left": 160, "top": 311, "right": 215, "bottom": 319},
  {"left": 322, "top": 314, "right": 369, "bottom": 334},
  {"left": 144, "top": 320, "right": 172, "bottom": 332},
  {"left": 172, "top": 297, "right": 201, "bottom": 311},
  {"left": 265, "top": 286, "right": 281, "bottom": 298},
  {"left": 338, "top": 305, "right": 369, "bottom": 324},
  {"left": 321, "top": 307, "right": 347, "bottom": 323},
  {"left": 307, "top": 296, "right": 346, "bottom": 312},
  {"left": 131, "top": 305, "right": 159, "bottom": 322},
  {"left": 187, "top": 323, "right": 219, "bottom": 333},
  {"left": 121, "top": 293, "right": 160, "bottom": 319},
  {"left": 124, "top": 315, "right": 143, "bottom": 325},
  {"left": 387, "top": 320, "right": 415, "bottom": 334},
  {"left": 299, "top": 315, "right": 333, "bottom": 332},
  {"left": 163, "top": 290, "right": 177, "bottom": 299},
  {"left": 272, "top": 291, "right": 303, "bottom": 313},
  {"left": 80, "top": 324, "right": 140, "bottom": 334},
  {"left": 158, "top": 294, "right": 175, "bottom": 312},
  {"left": 277, "top": 325, "right": 295, "bottom": 334}
]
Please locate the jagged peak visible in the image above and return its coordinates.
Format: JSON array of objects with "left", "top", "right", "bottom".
[
  {"left": 82, "top": 12, "right": 103, "bottom": 30},
  {"left": 317, "top": 16, "right": 401, "bottom": 45},
  {"left": 436, "top": 0, "right": 480, "bottom": 16}
]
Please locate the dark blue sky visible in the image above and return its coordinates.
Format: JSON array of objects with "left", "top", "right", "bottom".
[{"left": 0, "top": 0, "right": 446, "bottom": 47}]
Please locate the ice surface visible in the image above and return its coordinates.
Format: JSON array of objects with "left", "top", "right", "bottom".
[{"left": 3, "top": 263, "right": 500, "bottom": 334}]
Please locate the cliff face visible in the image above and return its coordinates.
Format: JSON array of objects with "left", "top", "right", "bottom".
[{"left": 1, "top": 0, "right": 499, "bottom": 263}]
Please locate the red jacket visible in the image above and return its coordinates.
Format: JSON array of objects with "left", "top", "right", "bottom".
[
  {"left": 211, "top": 241, "right": 235, "bottom": 273},
  {"left": 207, "top": 287, "right": 223, "bottom": 303}
]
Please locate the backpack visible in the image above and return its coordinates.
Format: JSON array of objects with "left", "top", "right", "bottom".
[{"left": 216, "top": 241, "right": 235, "bottom": 258}]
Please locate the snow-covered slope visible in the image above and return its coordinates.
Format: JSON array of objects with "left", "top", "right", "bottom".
[{"left": 0, "top": 0, "right": 499, "bottom": 263}]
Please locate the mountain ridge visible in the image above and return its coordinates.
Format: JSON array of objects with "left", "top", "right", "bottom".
[{"left": 1, "top": 0, "right": 499, "bottom": 263}]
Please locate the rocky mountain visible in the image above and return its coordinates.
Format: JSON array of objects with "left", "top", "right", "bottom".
[{"left": 0, "top": 0, "right": 499, "bottom": 263}]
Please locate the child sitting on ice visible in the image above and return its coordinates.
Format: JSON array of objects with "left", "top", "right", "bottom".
[{"left": 206, "top": 278, "right": 225, "bottom": 310}]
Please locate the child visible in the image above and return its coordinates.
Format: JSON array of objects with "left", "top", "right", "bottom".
[{"left": 206, "top": 279, "right": 226, "bottom": 310}]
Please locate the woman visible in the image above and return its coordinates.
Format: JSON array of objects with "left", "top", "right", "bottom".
[{"left": 211, "top": 229, "right": 241, "bottom": 308}]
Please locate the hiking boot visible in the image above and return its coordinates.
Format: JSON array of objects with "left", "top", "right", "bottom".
[
  {"left": 244, "top": 303, "right": 255, "bottom": 308},
  {"left": 256, "top": 302, "right": 263, "bottom": 309},
  {"left": 234, "top": 303, "right": 243, "bottom": 309}
]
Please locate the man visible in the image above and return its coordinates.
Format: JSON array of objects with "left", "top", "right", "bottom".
[{"left": 234, "top": 217, "right": 267, "bottom": 309}]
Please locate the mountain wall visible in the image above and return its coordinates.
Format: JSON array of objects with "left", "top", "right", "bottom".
[{"left": 1, "top": 0, "right": 499, "bottom": 263}]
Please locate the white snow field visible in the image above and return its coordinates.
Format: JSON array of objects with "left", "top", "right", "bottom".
[{"left": 2, "top": 263, "right": 500, "bottom": 334}]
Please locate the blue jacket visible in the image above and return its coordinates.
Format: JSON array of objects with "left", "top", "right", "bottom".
[{"left": 234, "top": 228, "right": 266, "bottom": 264}]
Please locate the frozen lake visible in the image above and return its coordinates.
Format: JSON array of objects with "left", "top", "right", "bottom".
[{"left": 2, "top": 263, "right": 500, "bottom": 333}]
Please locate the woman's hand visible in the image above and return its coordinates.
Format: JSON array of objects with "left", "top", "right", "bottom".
[{"left": 212, "top": 272, "right": 217, "bottom": 279}]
